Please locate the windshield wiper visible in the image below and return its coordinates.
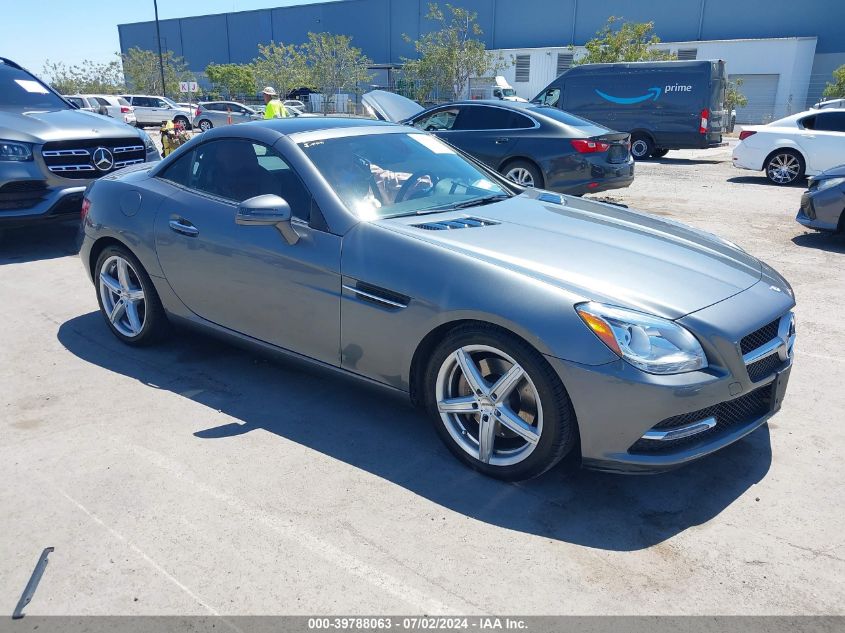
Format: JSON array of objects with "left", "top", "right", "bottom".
[{"left": 434, "top": 194, "right": 510, "bottom": 212}]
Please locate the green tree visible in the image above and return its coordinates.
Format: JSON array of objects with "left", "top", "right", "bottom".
[
  {"left": 121, "top": 47, "right": 191, "bottom": 96},
  {"left": 725, "top": 77, "right": 748, "bottom": 111},
  {"left": 205, "top": 63, "right": 255, "bottom": 98},
  {"left": 303, "top": 32, "right": 372, "bottom": 113},
  {"left": 575, "top": 16, "right": 676, "bottom": 65},
  {"left": 822, "top": 64, "right": 845, "bottom": 98},
  {"left": 402, "top": 2, "right": 505, "bottom": 102},
  {"left": 42, "top": 56, "right": 125, "bottom": 94},
  {"left": 252, "top": 41, "right": 311, "bottom": 102}
]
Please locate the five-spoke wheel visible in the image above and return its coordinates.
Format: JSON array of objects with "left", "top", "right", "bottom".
[
  {"left": 95, "top": 246, "right": 167, "bottom": 345},
  {"left": 425, "top": 326, "right": 576, "bottom": 480}
]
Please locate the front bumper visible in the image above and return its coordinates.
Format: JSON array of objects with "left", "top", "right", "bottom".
[
  {"left": 796, "top": 186, "right": 844, "bottom": 232},
  {"left": 548, "top": 281, "right": 795, "bottom": 473}
]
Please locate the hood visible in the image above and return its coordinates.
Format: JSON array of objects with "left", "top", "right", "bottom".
[
  {"left": 0, "top": 108, "right": 142, "bottom": 144},
  {"left": 502, "top": 96, "right": 529, "bottom": 102},
  {"left": 814, "top": 163, "right": 845, "bottom": 179},
  {"left": 379, "top": 192, "right": 762, "bottom": 319},
  {"left": 362, "top": 90, "right": 424, "bottom": 123}
]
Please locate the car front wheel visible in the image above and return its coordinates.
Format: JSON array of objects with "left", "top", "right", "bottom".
[
  {"left": 424, "top": 326, "right": 577, "bottom": 481},
  {"left": 95, "top": 246, "right": 168, "bottom": 346},
  {"left": 199, "top": 119, "right": 213, "bottom": 132},
  {"left": 765, "top": 150, "right": 804, "bottom": 185}
]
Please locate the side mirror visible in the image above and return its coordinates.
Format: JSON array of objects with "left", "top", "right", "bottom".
[{"left": 236, "top": 194, "right": 300, "bottom": 245}]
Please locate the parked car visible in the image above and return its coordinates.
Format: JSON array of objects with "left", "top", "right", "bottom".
[
  {"left": 79, "top": 94, "right": 137, "bottom": 126},
  {"left": 0, "top": 57, "right": 159, "bottom": 229},
  {"left": 79, "top": 117, "right": 795, "bottom": 479},
  {"left": 363, "top": 90, "right": 633, "bottom": 195},
  {"left": 812, "top": 98, "right": 845, "bottom": 110},
  {"left": 732, "top": 109, "right": 845, "bottom": 185},
  {"left": 796, "top": 164, "right": 845, "bottom": 232},
  {"left": 283, "top": 99, "right": 306, "bottom": 110},
  {"left": 193, "top": 101, "right": 262, "bottom": 131},
  {"left": 122, "top": 94, "right": 193, "bottom": 129},
  {"left": 533, "top": 60, "right": 728, "bottom": 159},
  {"left": 65, "top": 95, "right": 101, "bottom": 114}
]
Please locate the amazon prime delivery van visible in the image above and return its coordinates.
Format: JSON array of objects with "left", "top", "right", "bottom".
[{"left": 533, "top": 60, "right": 728, "bottom": 159}]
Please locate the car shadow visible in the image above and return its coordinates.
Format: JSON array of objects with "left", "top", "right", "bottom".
[
  {"left": 57, "top": 311, "right": 773, "bottom": 552},
  {"left": 648, "top": 157, "right": 723, "bottom": 166},
  {"left": 726, "top": 175, "right": 808, "bottom": 188},
  {"left": 0, "top": 221, "right": 80, "bottom": 265},
  {"left": 792, "top": 231, "right": 845, "bottom": 253}
]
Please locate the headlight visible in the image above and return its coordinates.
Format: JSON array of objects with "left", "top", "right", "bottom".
[
  {"left": 137, "top": 130, "right": 156, "bottom": 153},
  {"left": 816, "top": 176, "right": 845, "bottom": 192},
  {"left": 576, "top": 302, "right": 707, "bottom": 374},
  {"left": 0, "top": 140, "right": 33, "bottom": 161}
]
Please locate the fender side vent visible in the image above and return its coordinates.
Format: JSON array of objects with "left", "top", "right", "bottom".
[
  {"left": 342, "top": 281, "right": 410, "bottom": 310},
  {"left": 412, "top": 216, "right": 499, "bottom": 231}
]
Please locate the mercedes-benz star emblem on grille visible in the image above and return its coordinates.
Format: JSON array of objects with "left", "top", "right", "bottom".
[{"left": 92, "top": 147, "right": 114, "bottom": 172}]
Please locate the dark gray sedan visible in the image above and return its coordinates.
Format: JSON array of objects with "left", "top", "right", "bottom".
[
  {"left": 797, "top": 164, "right": 845, "bottom": 232},
  {"left": 79, "top": 117, "right": 796, "bottom": 480}
]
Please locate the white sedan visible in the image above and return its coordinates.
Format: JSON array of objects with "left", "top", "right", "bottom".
[{"left": 732, "top": 108, "right": 845, "bottom": 185}]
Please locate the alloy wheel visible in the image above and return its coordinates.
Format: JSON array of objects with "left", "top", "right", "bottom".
[
  {"left": 505, "top": 167, "right": 535, "bottom": 187},
  {"left": 199, "top": 120, "right": 212, "bottom": 132},
  {"left": 98, "top": 255, "right": 146, "bottom": 338},
  {"left": 435, "top": 345, "right": 543, "bottom": 466},
  {"left": 767, "top": 153, "right": 801, "bottom": 184}
]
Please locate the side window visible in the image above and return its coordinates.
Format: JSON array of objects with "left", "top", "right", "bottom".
[
  {"left": 509, "top": 112, "right": 535, "bottom": 129},
  {"left": 453, "top": 106, "right": 515, "bottom": 130},
  {"left": 815, "top": 112, "right": 845, "bottom": 132},
  {"left": 134, "top": 97, "right": 151, "bottom": 107},
  {"left": 538, "top": 88, "right": 560, "bottom": 108},
  {"left": 413, "top": 107, "right": 460, "bottom": 131},
  {"left": 156, "top": 99, "right": 170, "bottom": 108},
  {"left": 118, "top": 97, "right": 131, "bottom": 106},
  {"left": 801, "top": 115, "right": 816, "bottom": 130},
  {"left": 67, "top": 97, "right": 83, "bottom": 108},
  {"left": 160, "top": 140, "right": 311, "bottom": 220},
  {"left": 95, "top": 97, "right": 111, "bottom": 106}
]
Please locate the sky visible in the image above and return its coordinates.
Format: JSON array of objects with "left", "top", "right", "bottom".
[{"left": 4, "top": 0, "right": 332, "bottom": 74}]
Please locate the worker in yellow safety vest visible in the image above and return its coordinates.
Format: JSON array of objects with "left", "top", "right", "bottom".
[{"left": 262, "top": 86, "right": 288, "bottom": 119}]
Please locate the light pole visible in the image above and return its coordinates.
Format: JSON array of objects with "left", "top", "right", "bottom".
[{"left": 153, "top": 0, "right": 167, "bottom": 97}]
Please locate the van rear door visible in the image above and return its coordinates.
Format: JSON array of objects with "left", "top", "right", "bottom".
[{"left": 706, "top": 60, "right": 728, "bottom": 140}]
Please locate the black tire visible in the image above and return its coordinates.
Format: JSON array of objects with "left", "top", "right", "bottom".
[
  {"left": 173, "top": 115, "right": 191, "bottom": 130},
  {"left": 94, "top": 245, "right": 168, "bottom": 346},
  {"left": 502, "top": 160, "right": 545, "bottom": 189},
  {"left": 651, "top": 148, "right": 669, "bottom": 158},
  {"left": 630, "top": 134, "right": 654, "bottom": 160},
  {"left": 423, "top": 324, "right": 577, "bottom": 481},
  {"left": 765, "top": 149, "right": 805, "bottom": 186}
]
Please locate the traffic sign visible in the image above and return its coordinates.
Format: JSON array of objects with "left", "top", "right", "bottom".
[{"left": 179, "top": 82, "right": 199, "bottom": 93}]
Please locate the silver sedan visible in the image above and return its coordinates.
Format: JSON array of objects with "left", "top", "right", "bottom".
[
  {"left": 78, "top": 118, "right": 796, "bottom": 480},
  {"left": 192, "top": 101, "right": 262, "bottom": 131}
]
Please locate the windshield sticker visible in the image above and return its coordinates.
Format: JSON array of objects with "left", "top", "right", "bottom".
[
  {"left": 409, "top": 134, "right": 456, "bottom": 155},
  {"left": 15, "top": 79, "right": 49, "bottom": 94}
]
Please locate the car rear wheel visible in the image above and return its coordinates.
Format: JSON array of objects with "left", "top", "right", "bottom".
[
  {"left": 199, "top": 119, "right": 213, "bottom": 132},
  {"left": 503, "top": 161, "right": 544, "bottom": 189},
  {"left": 95, "top": 246, "right": 168, "bottom": 346},
  {"left": 424, "top": 325, "right": 577, "bottom": 481},
  {"left": 174, "top": 115, "right": 191, "bottom": 130},
  {"left": 630, "top": 135, "right": 654, "bottom": 160},
  {"left": 765, "top": 150, "right": 804, "bottom": 185}
]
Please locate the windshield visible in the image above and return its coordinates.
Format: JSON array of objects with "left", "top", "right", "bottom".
[
  {"left": 0, "top": 62, "right": 69, "bottom": 111},
  {"left": 501, "top": 88, "right": 516, "bottom": 97},
  {"left": 162, "top": 97, "right": 180, "bottom": 109},
  {"left": 299, "top": 132, "right": 509, "bottom": 220}
]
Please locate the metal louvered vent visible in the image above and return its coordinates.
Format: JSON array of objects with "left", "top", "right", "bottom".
[
  {"left": 412, "top": 217, "right": 500, "bottom": 231},
  {"left": 515, "top": 55, "right": 531, "bottom": 82},
  {"left": 677, "top": 48, "right": 698, "bottom": 60},
  {"left": 556, "top": 53, "right": 574, "bottom": 75}
]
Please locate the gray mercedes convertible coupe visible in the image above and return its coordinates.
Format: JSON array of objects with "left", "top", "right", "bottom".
[{"left": 79, "top": 117, "right": 796, "bottom": 480}]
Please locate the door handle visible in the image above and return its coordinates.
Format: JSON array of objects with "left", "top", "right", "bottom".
[
  {"left": 495, "top": 137, "right": 510, "bottom": 144},
  {"left": 168, "top": 218, "right": 199, "bottom": 237}
]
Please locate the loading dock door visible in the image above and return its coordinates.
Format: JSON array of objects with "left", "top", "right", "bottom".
[{"left": 730, "top": 74, "right": 779, "bottom": 124}]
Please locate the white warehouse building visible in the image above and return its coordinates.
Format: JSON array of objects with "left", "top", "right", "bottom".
[{"left": 489, "top": 37, "right": 818, "bottom": 124}]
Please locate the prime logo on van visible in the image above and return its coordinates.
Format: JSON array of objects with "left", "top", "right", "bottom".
[{"left": 595, "top": 84, "right": 693, "bottom": 105}]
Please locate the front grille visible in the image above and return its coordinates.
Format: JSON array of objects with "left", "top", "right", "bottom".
[
  {"left": 747, "top": 353, "right": 785, "bottom": 382},
  {"left": 41, "top": 138, "right": 145, "bottom": 180},
  {"left": 629, "top": 383, "right": 773, "bottom": 454},
  {"left": 0, "top": 180, "right": 49, "bottom": 210},
  {"left": 740, "top": 319, "right": 780, "bottom": 355},
  {"left": 607, "top": 144, "right": 628, "bottom": 164},
  {"left": 800, "top": 192, "right": 816, "bottom": 220}
]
